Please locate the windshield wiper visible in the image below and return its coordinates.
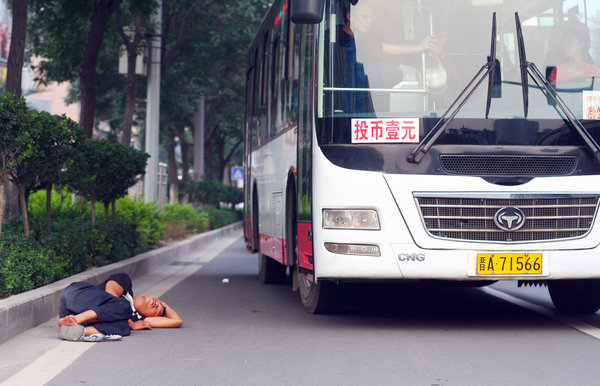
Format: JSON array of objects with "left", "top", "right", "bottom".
[
  {"left": 407, "top": 13, "right": 499, "bottom": 164},
  {"left": 515, "top": 12, "right": 600, "bottom": 164}
]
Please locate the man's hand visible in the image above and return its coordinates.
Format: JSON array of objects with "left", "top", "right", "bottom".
[
  {"left": 129, "top": 319, "right": 152, "bottom": 330},
  {"left": 58, "top": 315, "right": 79, "bottom": 327}
]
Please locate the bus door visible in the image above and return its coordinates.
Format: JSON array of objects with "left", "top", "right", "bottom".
[{"left": 296, "top": 24, "right": 317, "bottom": 276}]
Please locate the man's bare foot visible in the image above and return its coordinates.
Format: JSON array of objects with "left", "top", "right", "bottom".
[{"left": 58, "top": 315, "right": 79, "bottom": 327}]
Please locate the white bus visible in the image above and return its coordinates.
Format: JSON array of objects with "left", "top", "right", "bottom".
[{"left": 244, "top": 0, "right": 600, "bottom": 314}]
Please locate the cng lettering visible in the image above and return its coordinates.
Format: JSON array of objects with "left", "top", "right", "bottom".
[{"left": 398, "top": 253, "right": 425, "bottom": 262}]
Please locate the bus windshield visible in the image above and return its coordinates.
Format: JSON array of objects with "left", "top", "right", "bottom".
[{"left": 320, "top": 0, "right": 600, "bottom": 147}]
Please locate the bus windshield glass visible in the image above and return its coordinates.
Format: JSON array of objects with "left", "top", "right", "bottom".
[{"left": 320, "top": 0, "right": 600, "bottom": 147}]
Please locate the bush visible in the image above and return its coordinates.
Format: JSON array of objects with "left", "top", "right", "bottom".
[
  {"left": 179, "top": 180, "right": 242, "bottom": 207},
  {"left": 35, "top": 217, "right": 94, "bottom": 275},
  {"left": 0, "top": 233, "right": 58, "bottom": 297},
  {"left": 206, "top": 207, "right": 242, "bottom": 229},
  {"left": 61, "top": 139, "right": 148, "bottom": 223},
  {"left": 162, "top": 221, "right": 189, "bottom": 240},
  {"left": 114, "top": 196, "right": 163, "bottom": 251},
  {"left": 162, "top": 203, "right": 208, "bottom": 233},
  {"left": 0, "top": 187, "right": 241, "bottom": 298}
]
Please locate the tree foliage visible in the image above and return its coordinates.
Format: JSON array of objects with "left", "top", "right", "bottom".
[
  {"left": 28, "top": 0, "right": 269, "bottom": 187},
  {"left": 0, "top": 93, "right": 30, "bottom": 236},
  {"left": 28, "top": 0, "right": 155, "bottom": 138},
  {"left": 8, "top": 110, "right": 84, "bottom": 235},
  {"left": 159, "top": 0, "right": 269, "bottom": 185},
  {"left": 62, "top": 139, "right": 148, "bottom": 224}
]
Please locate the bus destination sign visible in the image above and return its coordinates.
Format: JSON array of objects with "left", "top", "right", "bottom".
[{"left": 351, "top": 118, "right": 420, "bottom": 144}]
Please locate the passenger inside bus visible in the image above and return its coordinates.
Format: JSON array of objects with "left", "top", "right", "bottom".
[{"left": 547, "top": 22, "right": 600, "bottom": 83}]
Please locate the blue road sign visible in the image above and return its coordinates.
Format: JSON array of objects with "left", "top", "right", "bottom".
[{"left": 232, "top": 167, "right": 244, "bottom": 181}]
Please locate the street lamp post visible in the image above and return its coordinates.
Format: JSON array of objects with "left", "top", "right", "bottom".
[{"left": 144, "top": 0, "right": 162, "bottom": 202}]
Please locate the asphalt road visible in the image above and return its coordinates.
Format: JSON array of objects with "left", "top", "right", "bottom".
[{"left": 3, "top": 234, "right": 600, "bottom": 385}]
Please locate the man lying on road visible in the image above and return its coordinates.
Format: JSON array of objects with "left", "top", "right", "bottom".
[{"left": 57, "top": 272, "right": 183, "bottom": 342}]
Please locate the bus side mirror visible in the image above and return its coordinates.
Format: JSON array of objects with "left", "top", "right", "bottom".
[{"left": 291, "top": 0, "right": 325, "bottom": 24}]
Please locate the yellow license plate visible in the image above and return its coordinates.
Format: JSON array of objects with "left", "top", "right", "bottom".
[{"left": 476, "top": 253, "right": 543, "bottom": 275}]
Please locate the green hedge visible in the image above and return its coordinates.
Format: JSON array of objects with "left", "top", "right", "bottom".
[
  {"left": 162, "top": 203, "right": 209, "bottom": 233},
  {"left": 178, "top": 180, "right": 243, "bottom": 207},
  {"left": 205, "top": 207, "right": 243, "bottom": 229},
  {"left": 0, "top": 190, "right": 240, "bottom": 298},
  {"left": 0, "top": 233, "right": 58, "bottom": 298}
]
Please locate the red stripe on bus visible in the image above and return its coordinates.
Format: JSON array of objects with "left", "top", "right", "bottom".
[
  {"left": 259, "top": 233, "right": 285, "bottom": 264},
  {"left": 297, "top": 223, "right": 314, "bottom": 271}
]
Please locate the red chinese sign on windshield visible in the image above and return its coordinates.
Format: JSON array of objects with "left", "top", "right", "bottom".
[
  {"left": 583, "top": 91, "right": 600, "bottom": 120},
  {"left": 351, "top": 118, "right": 420, "bottom": 144}
]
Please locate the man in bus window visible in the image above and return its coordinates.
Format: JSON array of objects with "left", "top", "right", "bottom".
[{"left": 350, "top": 0, "right": 436, "bottom": 89}]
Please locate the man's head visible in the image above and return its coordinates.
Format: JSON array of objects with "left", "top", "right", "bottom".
[{"left": 133, "top": 295, "right": 167, "bottom": 317}]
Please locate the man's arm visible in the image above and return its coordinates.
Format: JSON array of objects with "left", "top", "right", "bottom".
[
  {"left": 145, "top": 302, "right": 183, "bottom": 328},
  {"left": 58, "top": 310, "right": 98, "bottom": 326},
  {"left": 104, "top": 280, "right": 125, "bottom": 297}
]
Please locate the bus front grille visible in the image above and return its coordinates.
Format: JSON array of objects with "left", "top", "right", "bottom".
[
  {"left": 414, "top": 194, "right": 599, "bottom": 243},
  {"left": 439, "top": 155, "right": 577, "bottom": 176}
]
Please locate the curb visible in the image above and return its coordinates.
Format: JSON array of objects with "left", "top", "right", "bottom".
[{"left": 0, "top": 221, "right": 243, "bottom": 345}]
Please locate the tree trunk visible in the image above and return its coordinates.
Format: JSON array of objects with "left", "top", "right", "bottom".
[
  {"left": 111, "top": 200, "right": 116, "bottom": 219},
  {"left": 46, "top": 182, "right": 52, "bottom": 232},
  {"left": 205, "top": 130, "right": 214, "bottom": 180},
  {"left": 0, "top": 181, "right": 5, "bottom": 236},
  {"left": 121, "top": 50, "right": 138, "bottom": 146},
  {"left": 18, "top": 184, "right": 29, "bottom": 237},
  {"left": 3, "top": 0, "right": 28, "bottom": 224},
  {"left": 91, "top": 199, "right": 96, "bottom": 225},
  {"left": 104, "top": 201, "right": 109, "bottom": 220},
  {"left": 5, "top": 0, "right": 27, "bottom": 97},
  {"left": 78, "top": 0, "right": 122, "bottom": 137},
  {"left": 167, "top": 135, "right": 178, "bottom": 204},
  {"left": 214, "top": 135, "right": 225, "bottom": 182},
  {"left": 179, "top": 126, "right": 191, "bottom": 181},
  {"left": 3, "top": 182, "right": 19, "bottom": 221},
  {"left": 117, "top": 11, "right": 142, "bottom": 147}
]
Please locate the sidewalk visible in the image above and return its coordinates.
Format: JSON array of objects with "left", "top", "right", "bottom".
[{"left": 0, "top": 221, "right": 243, "bottom": 345}]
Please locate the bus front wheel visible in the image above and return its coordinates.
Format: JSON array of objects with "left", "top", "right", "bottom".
[
  {"left": 296, "top": 266, "right": 343, "bottom": 314},
  {"left": 548, "top": 279, "right": 600, "bottom": 314}
]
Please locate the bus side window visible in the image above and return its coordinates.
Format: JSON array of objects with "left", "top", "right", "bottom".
[
  {"left": 287, "top": 19, "right": 300, "bottom": 128},
  {"left": 247, "top": 63, "right": 258, "bottom": 149},
  {"left": 252, "top": 49, "right": 260, "bottom": 148},
  {"left": 271, "top": 36, "right": 281, "bottom": 136},
  {"left": 261, "top": 32, "right": 269, "bottom": 107},
  {"left": 258, "top": 32, "right": 269, "bottom": 146},
  {"left": 247, "top": 66, "right": 255, "bottom": 117}
]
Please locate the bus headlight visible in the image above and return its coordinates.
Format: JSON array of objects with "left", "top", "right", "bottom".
[
  {"left": 322, "top": 209, "right": 380, "bottom": 230},
  {"left": 325, "top": 243, "right": 381, "bottom": 256}
]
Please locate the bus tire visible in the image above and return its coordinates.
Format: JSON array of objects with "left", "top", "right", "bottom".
[
  {"left": 548, "top": 279, "right": 600, "bottom": 314},
  {"left": 259, "top": 253, "right": 287, "bottom": 284},
  {"left": 296, "top": 266, "right": 343, "bottom": 314}
]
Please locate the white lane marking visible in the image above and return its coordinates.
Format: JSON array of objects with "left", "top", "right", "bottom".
[
  {"left": 482, "top": 287, "right": 600, "bottom": 340},
  {"left": 1, "top": 342, "right": 93, "bottom": 386},
  {"left": 1, "top": 234, "right": 241, "bottom": 386}
]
